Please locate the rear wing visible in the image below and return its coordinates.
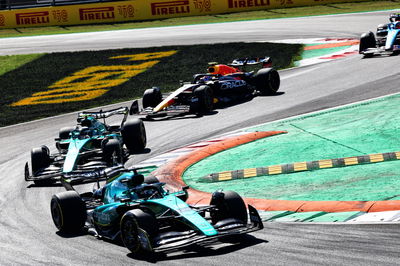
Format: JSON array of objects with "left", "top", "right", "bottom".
[
  {"left": 229, "top": 57, "right": 272, "bottom": 68},
  {"left": 78, "top": 106, "right": 129, "bottom": 120},
  {"left": 78, "top": 106, "right": 131, "bottom": 127},
  {"left": 60, "top": 165, "right": 148, "bottom": 191}
]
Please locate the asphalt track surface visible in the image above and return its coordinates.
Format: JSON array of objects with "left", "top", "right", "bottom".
[{"left": 1, "top": 10, "right": 400, "bottom": 265}]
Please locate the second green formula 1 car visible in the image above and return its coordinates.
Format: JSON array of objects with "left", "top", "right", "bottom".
[{"left": 25, "top": 106, "right": 147, "bottom": 185}]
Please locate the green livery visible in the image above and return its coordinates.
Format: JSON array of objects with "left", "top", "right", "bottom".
[
  {"left": 25, "top": 105, "right": 147, "bottom": 185},
  {"left": 50, "top": 166, "right": 264, "bottom": 256}
]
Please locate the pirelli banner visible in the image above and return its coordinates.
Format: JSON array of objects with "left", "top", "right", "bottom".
[{"left": 0, "top": 0, "right": 367, "bottom": 29}]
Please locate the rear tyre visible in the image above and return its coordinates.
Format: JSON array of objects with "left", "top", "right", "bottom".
[
  {"left": 102, "top": 138, "right": 123, "bottom": 165},
  {"left": 359, "top": 31, "right": 376, "bottom": 58},
  {"left": 58, "top": 126, "right": 74, "bottom": 151},
  {"left": 50, "top": 191, "right": 87, "bottom": 233},
  {"left": 121, "top": 118, "right": 147, "bottom": 153},
  {"left": 210, "top": 190, "right": 248, "bottom": 224},
  {"left": 144, "top": 175, "right": 159, "bottom": 184},
  {"left": 253, "top": 68, "right": 280, "bottom": 95},
  {"left": 143, "top": 87, "right": 162, "bottom": 108},
  {"left": 191, "top": 85, "right": 214, "bottom": 114},
  {"left": 120, "top": 209, "right": 158, "bottom": 254},
  {"left": 58, "top": 126, "right": 75, "bottom": 140}
]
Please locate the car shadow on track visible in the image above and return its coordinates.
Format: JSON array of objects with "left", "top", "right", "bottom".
[
  {"left": 27, "top": 183, "right": 64, "bottom": 188},
  {"left": 132, "top": 148, "right": 152, "bottom": 154},
  {"left": 142, "top": 110, "right": 219, "bottom": 122},
  {"left": 126, "top": 234, "right": 267, "bottom": 263}
]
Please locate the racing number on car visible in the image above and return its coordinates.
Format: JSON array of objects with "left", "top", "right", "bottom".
[{"left": 11, "top": 50, "right": 177, "bottom": 106}]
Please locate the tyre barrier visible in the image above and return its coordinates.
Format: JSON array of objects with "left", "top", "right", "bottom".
[{"left": 201, "top": 151, "right": 400, "bottom": 182}]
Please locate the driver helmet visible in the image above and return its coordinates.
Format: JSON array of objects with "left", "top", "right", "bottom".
[
  {"left": 390, "top": 13, "right": 400, "bottom": 22},
  {"left": 126, "top": 174, "right": 144, "bottom": 188},
  {"left": 80, "top": 117, "right": 92, "bottom": 127}
]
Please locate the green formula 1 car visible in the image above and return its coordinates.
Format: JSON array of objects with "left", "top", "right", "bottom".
[
  {"left": 25, "top": 106, "right": 146, "bottom": 185},
  {"left": 50, "top": 166, "right": 263, "bottom": 255}
]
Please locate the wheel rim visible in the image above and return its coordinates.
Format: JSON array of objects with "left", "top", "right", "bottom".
[
  {"left": 50, "top": 200, "right": 63, "bottom": 229},
  {"left": 121, "top": 219, "right": 140, "bottom": 252}
]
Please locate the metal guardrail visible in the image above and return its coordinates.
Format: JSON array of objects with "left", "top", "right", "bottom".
[{"left": 0, "top": 0, "right": 122, "bottom": 10}]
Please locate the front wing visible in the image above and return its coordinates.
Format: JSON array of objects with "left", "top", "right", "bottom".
[
  {"left": 135, "top": 105, "right": 192, "bottom": 119},
  {"left": 24, "top": 162, "right": 109, "bottom": 185},
  {"left": 151, "top": 205, "right": 264, "bottom": 253},
  {"left": 361, "top": 46, "right": 400, "bottom": 56}
]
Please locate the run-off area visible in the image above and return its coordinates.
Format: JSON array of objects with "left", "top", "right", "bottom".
[{"left": 183, "top": 93, "right": 400, "bottom": 222}]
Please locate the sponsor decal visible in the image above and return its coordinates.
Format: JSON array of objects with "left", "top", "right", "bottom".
[
  {"left": 79, "top": 7, "right": 115, "bottom": 21},
  {"left": 0, "top": 14, "right": 4, "bottom": 26},
  {"left": 220, "top": 80, "right": 246, "bottom": 89},
  {"left": 16, "top": 11, "right": 50, "bottom": 25},
  {"left": 52, "top": 10, "right": 68, "bottom": 23},
  {"left": 151, "top": 0, "right": 190, "bottom": 16},
  {"left": 11, "top": 51, "right": 177, "bottom": 106},
  {"left": 117, "top": 5, "right": 134, "bottom": 18},
  {"left": 193, "top": 0, "right": 212, "bottom": 12},
  {"left": 228, "top": 0, "right": 270, "bottom": 8}
]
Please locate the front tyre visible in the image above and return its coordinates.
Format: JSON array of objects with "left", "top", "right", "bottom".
[
  {"left": 121, "top": 118, "right": 147, "bottom": 153},
  {"left": 31, "top": 146, "right": 54, "bottom": 185},
  {"left": 359, "top": 31, "right": 376, "bottom": 58},
  {"left": 120, "top": 209, "right": 158, "bottom": 254},
  {"left": 142, "top": 87, "right": 162, "bottom": 108},
  {"left": 253, "top": 68, "right": 280, "bottom": 95},
  {"left": 31, "top": 146, "right": 50, "bottom": 174},
  {"left": 50, "top": 191, "right": 87, "bottom": 233},
  {"left": 191, "top": 85, "right": 214, "bottom": 114},
  {"left": 210, "top": 190, "right": 248, "bottom": 225},
  {"left": 102, "top": 138, "right": 123, "bottom": 165}
]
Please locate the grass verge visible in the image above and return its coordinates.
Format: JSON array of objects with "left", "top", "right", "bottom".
[
  {"left": 0, "top": 0, "right": 399, "bottom": 38},
  {"left": 0, "top": 42, "right": 302, "bottom": 127},
  {"left": 0, "top": 54, "right": 43, "bottom": 76}
]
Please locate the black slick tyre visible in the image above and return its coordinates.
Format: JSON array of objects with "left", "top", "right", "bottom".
[
  {"left": 142, "top": 87, "right": 162, "bottom": 108},
  {"left": 253, "top": 68, "right": 280, "bottom": 95},
  {"left": 144, "top": 175, "right": 159, "bottom": 184},
  {"left": 102, "top": 138, "right": 123, "bottom": 165},
  {"left": 31, "top": 146, "right": 50, "bottom": 174},
  {"left": 58, "top": 126, "right": 75, "bottom": 140},
  {"left": 192, "top": 85, "right": 214, "bottom": 114},
  {"left": 210, "top": 190, "right": 248, "bottom": 224},
  {"left": 57, "top": 127, "right": 74, "bottom": 150},
  {"left": 50, "top": 191, "right": 87, "bottom": 233},
  {"left": 120, "top": 209, "right": 158, "bottom": 254},
  {"left": 31, "top": 145, "right": 50, "bottom": 176},
  {"left": 31, "top": 146, "right": 53, "bottom": 185},
  {"left": 359, "top": 31, "right": 376, "bottom": 57},
  {"left": 121, "top": 118, "right": 147, "bottom": 153}
]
